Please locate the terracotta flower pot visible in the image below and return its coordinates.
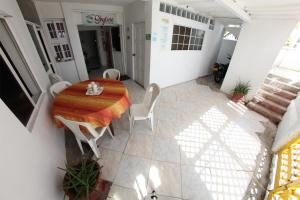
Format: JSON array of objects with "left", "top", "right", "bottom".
[{"left": 231, "top": 93, "right": 245, "bottom": 102}]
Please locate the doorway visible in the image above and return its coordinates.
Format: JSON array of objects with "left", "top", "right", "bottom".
[
  {"left": 78, "top": 25, "right": 122, "bottom": 79},
  {"left": 133, "top": 22, "right": 145, "bottom": 86}
]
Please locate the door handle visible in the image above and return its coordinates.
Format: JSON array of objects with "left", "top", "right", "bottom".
[{"left": 132, "top": 53, "right": 136, "bottom": 56}]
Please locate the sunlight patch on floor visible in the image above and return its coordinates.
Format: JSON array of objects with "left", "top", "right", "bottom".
[{"left": 133, "top": 174, "right": 148, "bottom": 200}]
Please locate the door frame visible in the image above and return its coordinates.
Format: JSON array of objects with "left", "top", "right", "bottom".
[
  {"left": 132, "top": 22, "right": 146, "bottom": 87},
  {"left": 26, "top": 20, "right": 55, "bottom": 75}
]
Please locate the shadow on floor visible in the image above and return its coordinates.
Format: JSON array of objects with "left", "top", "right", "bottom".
[
  {"left": 65, "top": 130, "right": 94, "bottom": 165},
  {"left": 196, "top": 75, "right": 222, "bottom": 92}
]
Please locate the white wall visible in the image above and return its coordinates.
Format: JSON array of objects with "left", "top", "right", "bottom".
[
  {"left": 221, "top": 19, "right": 297, "bottom": 98},
  {"left": 0, "top": 0, "right": 66, "bottom": 199},
  {"left": 149, "top": 0, "right": 224, "bottom": 88},
  {"left": 217, "top": 39, "right": 237, "bottom": 64},
  {"left": 272, "top": 94, "right": 300, "bottom": 152}
]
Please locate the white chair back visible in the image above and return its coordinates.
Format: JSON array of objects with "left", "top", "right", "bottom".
[
  {"left": 55, "top": 115, "right": 113, "bottom": 158},
  {"left": 103, "top": 69, "right": 121, "bottom": 80},
  {"left": 49, "top": 81, "right": 72, "bottom": 97},
  {"left": 55, "top": 116, "right": 93, "bottom": 141},
  {"left": 49, "top": 73, "right": 64, "bottom": 84},
  {"left": 143, "top": 83, "right": 161, "bottom": 116}
]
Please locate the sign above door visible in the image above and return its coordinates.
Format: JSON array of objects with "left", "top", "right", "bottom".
[{"left": 82, "top": 13, "right": 116, "bottom": 26}]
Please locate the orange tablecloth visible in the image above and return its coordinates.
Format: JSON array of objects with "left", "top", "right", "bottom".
[{"left": 52, "top": 78, "right": 131, "bottom": 128}]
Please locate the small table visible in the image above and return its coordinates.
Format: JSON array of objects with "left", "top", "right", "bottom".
[{"left": 52, "top": 78, "right": 131, "bottom": 134}]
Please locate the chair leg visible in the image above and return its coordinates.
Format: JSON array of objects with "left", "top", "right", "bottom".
[
  {"left": 129, "top": 116, "right": 133, "bottom": 134},
  {"left": 88, "top": 140, "right": 101, "bottom": 158},
  {"left": 150, "top": 114, "right": 154, "bottom": 131},
  {"left": 75, "top": 137, "right": 84, "bottom": 155},
  {"left": 107, "top": 126, "right": 114, "bottom": 138}
]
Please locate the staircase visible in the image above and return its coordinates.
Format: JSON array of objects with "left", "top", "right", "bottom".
[{"left": 247, "top": 70, "right": 300, "bottom": 124}]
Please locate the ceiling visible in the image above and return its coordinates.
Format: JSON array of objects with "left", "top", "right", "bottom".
[
  {"left": 176, "top": 0, "right": 300, "bottom": 20},
  {"left": 237, "top": 0, "right": 300, "bottom": 19},
  {"left": 34, "top": 0, "right": 300, "bottom": 20},
  {"left": 34, "top": 0, "right": 137, "bottom": 6},
  {"left": 176, "top": 0, "right": 237, "bottom": 19}
]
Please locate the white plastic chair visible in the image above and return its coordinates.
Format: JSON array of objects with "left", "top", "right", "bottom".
[
  {"left": 55, "top": 115, "right": 113, "bottom": 158},
  {"left": 103, "top": 69, "right": 121, "bottom": 80},
  {"left": 129, "top": 83, "right": 161, "bottom": 134},
  {"left": 49, "top": 81, "right": 72, "bottom": 98},
  {"left": 49, "top": 73, "right": 64, "bottom": 84}
]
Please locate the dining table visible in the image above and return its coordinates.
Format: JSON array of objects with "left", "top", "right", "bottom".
[{"left": 52, "top": 78, "right": 131, "bottom": 135}]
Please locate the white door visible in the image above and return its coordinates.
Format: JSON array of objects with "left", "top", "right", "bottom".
[{"left": 133, "top": 22, "right": 145, "bottom": 86}]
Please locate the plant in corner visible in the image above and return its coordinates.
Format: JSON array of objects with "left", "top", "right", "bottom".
[
  {"left": 59, "top": 159, "right": 110, "bottom": 200},
  {"left": 231, "top": 81, "right": 251, "bottom": 102}
]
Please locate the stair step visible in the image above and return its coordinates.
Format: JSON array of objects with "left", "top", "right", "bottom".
[
  {"left": 252, "top": 96, "right": 287, "bottom": 115},
  {"left": 247, "top": 102, "right": 282, "bottom": 124},
  {"left": 258, "top": 90, "right": 291, "bottom": 107},
  {"left": 265, "top": 77, "right": 300, "bottom": 94},
  {"left": 267, "top": 71, "right": 295, "bottom": 83},
  {"left": 262, "top": 83, "right": 297, "bottom": 100}
]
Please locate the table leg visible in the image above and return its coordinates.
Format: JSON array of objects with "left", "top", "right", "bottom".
[{"left": 109, "top": 123, "right": 115, "bottom": 136}]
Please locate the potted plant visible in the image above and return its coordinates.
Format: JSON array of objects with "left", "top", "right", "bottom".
[
  {"left": 231, "top": 81, "right": 251, "bottom": 102},
  {"left": 59, "top": 159, "right": 111, "bottom": 200}
]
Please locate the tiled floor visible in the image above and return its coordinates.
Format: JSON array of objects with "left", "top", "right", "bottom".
[{"left": 76, "top": 78, "right": 275, "bottom": 200}]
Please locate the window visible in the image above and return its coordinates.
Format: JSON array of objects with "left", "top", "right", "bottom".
[
  {"left": 171, "top": 6, "right": 177, "bottom": 15},
  {"left": 166, "top": 4, "right": 171, "bottom": 13},
  {"left": 0, "top": 20, "right": 41, "bottom": 126},
  {"left": 159, "top": 2, "right": 211, "bottom": 26},
  {"left": 191, "top": 13, "right": 195, "bottom": 20},
  {"left": 54, "top": 45, "right": 63, "bottom": 60},
  {"left": 177, "top": 8, "right": 182, "bottom": 16},
  {"left": 171, "top": 25, "right": 190, "bottom": 50},
  {"left": 62, "top": 44, "right": 72, "bottom": 58},
  {"left": 159, "top": 2, "right": 165, "bottom": 12},
  {"left": 55, "top": 22, "right": 66, "bottom": 38},
  {"left": 44, "top": 19, "right": 73, "bottom": 62},
  {"left": 186, "top": 11, "right": 191, "bottom": 19},
  {"left": 198, "top": 15, "right": 203, "bottom": 22},
  {"left": 181, "top": 10, "right": 186, "bottom": 17},
  {"left": 171, "top": 25, "right": 205, "bottom": 51},
  {"left": 189, "top": 29, "right": 205, "bottom": 50}
]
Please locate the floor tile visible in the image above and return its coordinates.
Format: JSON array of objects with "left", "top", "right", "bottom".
[
  {"left": 131, "top": 120, "right": 155, "bottom": 135},
  {"left": 156, "top": 195, "right": 182, "bottom": 200},
  {"left": 112, "top": 112, "right": 130, "bottom": 131},
  {"left": 152, "top": 137, "right": 180, "bottom": 163},
  {"left": 148, "top": 161, "right": 182, "bottom": 198},
  {"left": 219, "top": 121, "right": 261, "bottom": 171},
  {"left": 125, "top": 134, "right": 154, "bottom": 159},
  {"left": 181, "top": 165, "right": 252, "bottom": 200},
  {"left": 155, "top": 119, "right": 183, "bottom": 139},
  {"left": 99, "top": 129, "right": 129, "bottom": 152},
  {"left": 114, "top": 155, "right": 151, "bottom": 190},
  {"left": 108, "top": 184, "right": 144, "bottom": 200},
  {"left": 97, "top": 148, "right": 122, "bottom": 182}
]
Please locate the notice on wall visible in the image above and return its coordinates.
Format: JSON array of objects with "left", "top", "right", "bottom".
[
  {"left": 160, "top": 25, "right": 169, "bottom": 50},
  {"left": 82, "top": 13, "right": 116, "bottom": 26},
  {"left": 160, "top": 18, "right": 170, "bottom": 50}
]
